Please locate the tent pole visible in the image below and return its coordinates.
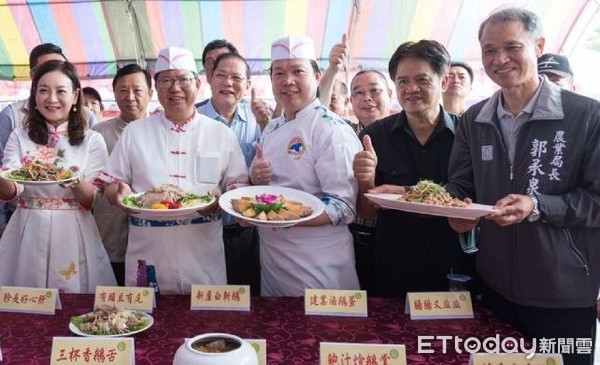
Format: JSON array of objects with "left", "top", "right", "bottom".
[{"left": 125, "top": 0, "right": 146, "bottom": 69}]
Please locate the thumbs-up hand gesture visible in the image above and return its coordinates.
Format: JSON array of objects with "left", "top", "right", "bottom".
[
  {"left": 250, "top": 143, "right": 273, "bottom": 185},
  {"left": 250, "top": 87, "right": 273, "bottom": 131},
  {"left": 353, "top": 135, "right": 378, "bottom": 186},
  {"left": 328, "top": 33, "right": 348, "bottom": 72}
]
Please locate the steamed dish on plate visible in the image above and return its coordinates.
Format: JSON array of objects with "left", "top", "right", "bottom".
[
  {"left": 70, "top": 305, "right": 148, "bottom": 335},
  {"left": 4, "top": 160, "right": 74, "bottom": 182},
  {"left": 122, "top": 184, "right": 213, "bottom": 210},
  {"left": 231, "top": 193, "right": 313, "bottom": 221},
  {"left": 403, "top": 180, "right": 469, "bottom": 207}
]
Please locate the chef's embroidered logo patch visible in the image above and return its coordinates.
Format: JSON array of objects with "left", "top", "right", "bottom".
[
  {"left": 287, "top": 137, "right": 305, "bottom": 159},
  {"left": 481, "top": 145, "right": 493, "bottom": 161}
]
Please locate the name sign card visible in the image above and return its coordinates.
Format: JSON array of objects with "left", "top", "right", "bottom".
[
  {"left": 305, "top": 289, "right": 368, "bottom": 317},
  {"left": 0, "top": 286, "right": 60, "bottom": 315},
  {"left": 190, "top": 285, "right": 251, "bottom": 311},
  {"left": 320, "top": 342, "right": 406, "bottom": 365},
  {"left": 50, "top": 337, "right": 135, "bottom": 365},
  {"left": 246, "top": 339, "right": 267, "bottom": 365},
  {"left": 405, "top": 291, "right": 473, "bottom": 320},
  {"left": 470, "top": 353, "right": 563, "bottom": 365},
  {"left": 94, "top": 286, "right": 155, "bottom": 313}
]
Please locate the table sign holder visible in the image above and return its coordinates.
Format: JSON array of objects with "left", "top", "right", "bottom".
[
  {"left": 94, "top": 286, "right": 155, "bottom": 313},
  {"left": 469, "top": 352, "right": 563, "bottom": 365},
  {"left": 50, "top": 337, "right": 135, "bottom": 365},
  {"left": 190, "top": 284, "right": 251, "bottom": 311},
  {"left": 405, "top": 291, "right": 473, "bottom": 320},
  {"left": 305, "top": 289, "right": 368, "bottom": 317},
  {"left": 0, "top": 286, "right": 60, "bottom": 315},
  {"left": 320, "top": 342, "right": 406, "bottom": 365},
  {"left": 246, "top": 339, "right": 267, "bottom": 365}
]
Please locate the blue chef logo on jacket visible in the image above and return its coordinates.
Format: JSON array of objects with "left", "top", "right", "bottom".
[{"left": 287, "top": 137, "right": 305, "bottom": 160}]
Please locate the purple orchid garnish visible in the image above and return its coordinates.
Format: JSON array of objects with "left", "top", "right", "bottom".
[{"left": 256, "top": 193, "right": 278, "bottom": 206}]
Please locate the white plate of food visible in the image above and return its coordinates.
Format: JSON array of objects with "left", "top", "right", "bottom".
[
  {"left": 364, "top": 180, "right": 495, "bottom": 220},
  {"left": 69, "top": 306, "right": 153, "bottom": 337},
  {"left": 219, "top": 185, "right": 325, "bottom": 228},
  {"left": 1, "top": 164, "right": 79, "bottom": 186},
  {"left": 121, "top": 184, "right": 215, "bottom": 220}
]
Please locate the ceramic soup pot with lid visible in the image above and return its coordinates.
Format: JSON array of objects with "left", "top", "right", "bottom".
[{"left": 173, "top": 333, "right": 258, "bottom": 365}]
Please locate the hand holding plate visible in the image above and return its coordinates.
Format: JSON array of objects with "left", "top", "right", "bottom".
[
  {"left": 486, "top": 193, "right": 533, "bottom": 226},
  {"left": 115, "top": 182, "right": 135, "bottom": 213},
  {"left": 59, "top": 176, "right": 81, "bottom": 190},
  {"left": 196, "top": 189, "right": 221, "bottom": 216}
]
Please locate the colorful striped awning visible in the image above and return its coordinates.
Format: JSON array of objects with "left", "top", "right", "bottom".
[{"left": 0, "top": 0, "right": 596, "bottom": 80}]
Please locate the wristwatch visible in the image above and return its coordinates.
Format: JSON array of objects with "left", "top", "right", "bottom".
[{"left": 527, "top": 195, "right": 541, "bottom": 222}]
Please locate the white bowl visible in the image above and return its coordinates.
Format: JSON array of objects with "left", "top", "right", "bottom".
[{"left": 173, "top": 333, "right": 258, "bottom": 365}]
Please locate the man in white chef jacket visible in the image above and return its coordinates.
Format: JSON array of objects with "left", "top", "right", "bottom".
[
  {"left": 101, "top": 47, "right": 248, "bottom": 294},
  {"left": 249, "top": 36, "right": 362, "bottom": 296}
]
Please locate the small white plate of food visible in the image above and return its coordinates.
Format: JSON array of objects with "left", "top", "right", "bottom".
[
  {"left": 121, "top": 184, "right": 215, "bottom": 220},
  {"left": 69, "top": 305, "right": 153, "bottom": 337},
  {"left": 219, "top": 185, "right": 325, "bottom": 228},
  {"left": 364, "top": 180, "right": 495, "bottom": 220},
  {"left": 1, "top": 161, "right": 79, "bottom": 186}
]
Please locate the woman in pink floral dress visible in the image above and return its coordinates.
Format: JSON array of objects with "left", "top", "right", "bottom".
[{"left": 0, "top": 60, "right": 116, "bottom": 293}]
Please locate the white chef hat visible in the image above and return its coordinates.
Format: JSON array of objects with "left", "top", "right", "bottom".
[
  {"left": 155, "top": 46, "right": 198, "bottom": 74},
  {"left": 271, "top": 36, "right": 316, "bottom": 62}
]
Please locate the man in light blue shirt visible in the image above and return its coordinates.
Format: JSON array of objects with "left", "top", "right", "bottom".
[
  {"left": 197, "top": 52, "right": 263, "bottom": 295},
  {"left": 196, "top": 39, "right": 273, "bottom": 132},
  {"left": 197, "top": 51, "right": 260, "bottom": 166}
]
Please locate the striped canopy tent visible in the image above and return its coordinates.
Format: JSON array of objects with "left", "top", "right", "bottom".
[{"left": 0, "top": 0, "right": 597, "bottom": 81}]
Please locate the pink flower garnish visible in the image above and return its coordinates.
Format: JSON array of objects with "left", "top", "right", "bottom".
[{"left": 256, "top": 193, "right": 278, "bottom": 205}]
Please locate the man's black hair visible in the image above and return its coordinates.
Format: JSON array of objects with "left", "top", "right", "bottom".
[
  {"left": 202, "top": 39, "right": 239, "bottom": 66},
  {"left": 29, "top": 43, "right": 66, "bottom": 70},
  {"left": 113, "top": 64, "right": 152, "bottom": 90}
]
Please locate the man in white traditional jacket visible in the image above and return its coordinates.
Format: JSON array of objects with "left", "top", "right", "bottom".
[
  {"left": 249, "top": 36, "right": 362, "bottom": 296},
  {"left": 101, "top": 47, "right": 248, "bottom": 294}
]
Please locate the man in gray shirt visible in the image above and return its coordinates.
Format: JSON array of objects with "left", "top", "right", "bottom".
[{"left": 93, "top": 64, "right": 153, "bottom": 285}]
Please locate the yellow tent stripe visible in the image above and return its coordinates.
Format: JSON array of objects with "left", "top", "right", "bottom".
[
  {"left": 407, "top": 0, "right": 443, "bottom": 42},
  {"left": 284, "top": 0, "right": 308, "bottom": 36},
  {"left": 0, "top": 0, "right": 30, "bottom": 79}
]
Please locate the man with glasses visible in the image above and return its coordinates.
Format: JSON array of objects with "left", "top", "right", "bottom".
[
  {"left": 201, "top": 39, "right": 239, "bottom": 85},
  {"left": 318, "top": 36, "right": 393, "bottom": 133},
  {"left": 101, "top": 47, "right": 248, "bottom": 294},
  {"left": 197, "top": 52, "right": 261, "bottom": 295},
  {"left": 198, "top": 39, "right": 273, "bottom": 131}
]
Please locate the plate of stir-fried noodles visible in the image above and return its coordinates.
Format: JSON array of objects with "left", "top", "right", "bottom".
[
  {"left": 121, "top": 184, "right": 215, "bottom": 219},
  {"left": 364, "top": 180, "right": 495, "bottom": 220},
  {"left": 1, "top": 161, "right": 79, "bottom": 185}
]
